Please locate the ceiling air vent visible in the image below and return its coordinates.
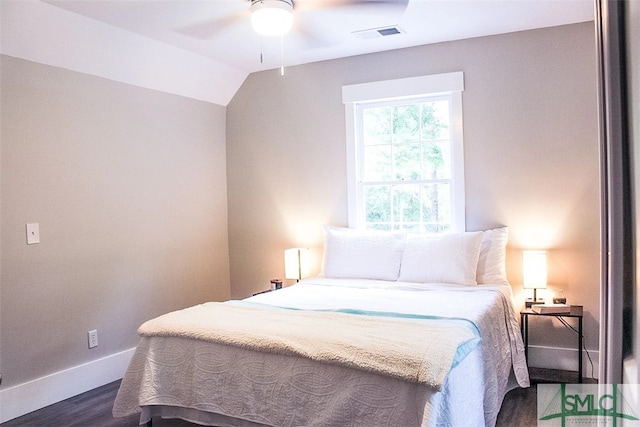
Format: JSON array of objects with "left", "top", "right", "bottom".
[{"left": 352, "top": 26, "right": 405, "bottom": 40}]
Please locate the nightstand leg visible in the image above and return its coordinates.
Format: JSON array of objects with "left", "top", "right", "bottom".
[
  {"left": 521, "top": 313, "right": 529, "bottom": 363},
  {"left": 578, "top": 316, "right": 583, "bottom": 383}
]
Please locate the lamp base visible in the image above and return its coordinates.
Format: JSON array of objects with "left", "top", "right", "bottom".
[{"left": 525, "top": 298, "right": 545, "bottom": 308}]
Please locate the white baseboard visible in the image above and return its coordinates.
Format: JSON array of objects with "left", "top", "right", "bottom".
[
  {"left": 528, "top": 344, "right": 599, "bottom": 380},
  {"left": 623, "top": 357, "right": 639, "bottom": 384},
  {"left": 0, "top": 348, "right": 135, "bottom": 423}
]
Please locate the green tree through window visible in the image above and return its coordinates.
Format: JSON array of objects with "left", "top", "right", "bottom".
[{"left": 359, "top": 97, "right": 454, "bottom": 233}]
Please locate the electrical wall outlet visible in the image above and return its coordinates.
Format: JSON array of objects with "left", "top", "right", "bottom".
[{"left": 88, "top": 330, "right": 98, "bottom": 349}]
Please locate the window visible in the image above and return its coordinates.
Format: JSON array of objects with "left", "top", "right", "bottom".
[{"left": 343, "top": 72, "right": 465, "bottom": 233}]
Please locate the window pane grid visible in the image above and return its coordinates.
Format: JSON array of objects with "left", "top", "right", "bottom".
[
  {"left": 362, "top": 179, "right": 452, "bottom": 186},
  {"left": 362, "top": 102, "right": 451, "bottom": 184},
  {"left": 362, "top": 181, "right": 452, "bottom": 232},
  {"left": 357, "top": 93, "right": 458, "bottom": 233},
  {"left": 364, "top": 137, "right": 450, "bottom": 148}
]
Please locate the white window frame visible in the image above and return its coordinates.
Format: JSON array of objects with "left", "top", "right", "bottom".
[{"left": 342, "top": 72, "right": 466, "bottom": 232}]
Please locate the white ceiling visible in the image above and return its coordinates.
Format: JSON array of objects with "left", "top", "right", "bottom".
[
  {"left": 42, "top": 0, "right": 594, "bottom": 74},
  {"left": 1, "top": 0, "right": 595, "bottom": 105}
]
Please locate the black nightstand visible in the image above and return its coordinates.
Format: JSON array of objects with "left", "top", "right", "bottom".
[
  {"left": 252, "top": 279, "right": 283, "bottom": 296},
  {"left": 520, "top": 305, "right": 584, "bottom": 383},
  {"left": 252, "top": 288, "right": 275, "bottom": 296}
]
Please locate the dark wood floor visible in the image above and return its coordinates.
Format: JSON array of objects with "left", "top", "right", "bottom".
[{"left": 1, "top": 368, "right": 594, "bottom": 427}]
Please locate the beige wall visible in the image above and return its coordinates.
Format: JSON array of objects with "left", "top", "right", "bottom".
[
  {"left": 0, "top": 21, "right": 601, "bottom": 390},
  {"left": 227, "top": 23, "right": 600, "bottom": 366},
  {"left": 0, "top": 56, "right": 231, "bottom": 388}
]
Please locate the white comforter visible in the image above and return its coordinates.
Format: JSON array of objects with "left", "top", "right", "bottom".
[{"left": 113, "top": 278, "right": 529, "bottom": 427}]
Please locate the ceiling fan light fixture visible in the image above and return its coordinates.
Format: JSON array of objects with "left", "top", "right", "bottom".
[{"left": 251, "top": 0, "right": 293, "bottom": 37}]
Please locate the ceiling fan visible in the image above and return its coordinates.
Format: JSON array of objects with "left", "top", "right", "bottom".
[
  {"left": 251, "top": 0, "right": 295, "bottom": 36},
  {"left": 180, "top": 0, "right": 409, "bottom": 41},
  {"left": 178, "top": 0, "right": 408, "bottom": 73}
]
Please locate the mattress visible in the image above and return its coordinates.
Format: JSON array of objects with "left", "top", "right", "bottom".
[{"left": 113, "top": 278, "right": 529, "bottom": 427}]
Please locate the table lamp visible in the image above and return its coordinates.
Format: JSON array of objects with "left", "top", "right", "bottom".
[
  {"left": 284, "top": 248, "right": 310, "bottom": 282},
  {"left": 523, "top": 250, "right": 547, "bottom": 307}
]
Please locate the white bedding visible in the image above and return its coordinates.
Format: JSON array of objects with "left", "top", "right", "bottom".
[{"left": 113, "top": 278, "right": 529, "bottom": 427}]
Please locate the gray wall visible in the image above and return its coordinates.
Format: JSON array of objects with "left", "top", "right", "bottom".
[
  {"left": 227, "top": 23, "right": 600, "bottom": 365},
  {"left": 0, "top": 56, "right": 231, "bottom": 388}
]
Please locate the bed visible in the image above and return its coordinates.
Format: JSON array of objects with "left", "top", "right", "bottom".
[{"left": 113, "top": 226, "right": 530, "bottom": 427}]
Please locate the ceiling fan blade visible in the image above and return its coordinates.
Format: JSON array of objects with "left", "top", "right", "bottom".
[
  {"left": 288, "top": 0, "right": 408, "bottom": 48},
  {"left": 291, "top": 19, "right": 331, "bottom": 48},
  {"left": 293, "top": 0, "right": 408, "bottom": 11},
  {"left": 176, "top": 8, "right": 250, "bottom": 40}
]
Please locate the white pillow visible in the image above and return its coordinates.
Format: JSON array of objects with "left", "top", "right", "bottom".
[
  {"left": 321, "top": 226, "right": 406, "bottom": 281},
  {"left": 476, "top": 227, "right": 509, "bottom": 285},
  {"left": 398, "top": 231, "right": 484, "bottom": 285}
]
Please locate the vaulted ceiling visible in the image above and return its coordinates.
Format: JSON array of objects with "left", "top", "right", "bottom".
[{"left": 1, "top": 0, "right": 594, "bottom": 105}]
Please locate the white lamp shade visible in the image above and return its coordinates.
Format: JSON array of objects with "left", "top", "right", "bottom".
[
  {"left": 284, "top": 248, "right": 310, "bottom": 280},
  {"left": 523, "top": 250, "right": 547, "bottom": 289},
  {"left": 251, "top": 0, "right": 293, "bottom": 37}
]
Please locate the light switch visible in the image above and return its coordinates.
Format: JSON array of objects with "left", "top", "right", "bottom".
[{"left": 26, "top": 223, "right": 40, "bottom": 245}]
